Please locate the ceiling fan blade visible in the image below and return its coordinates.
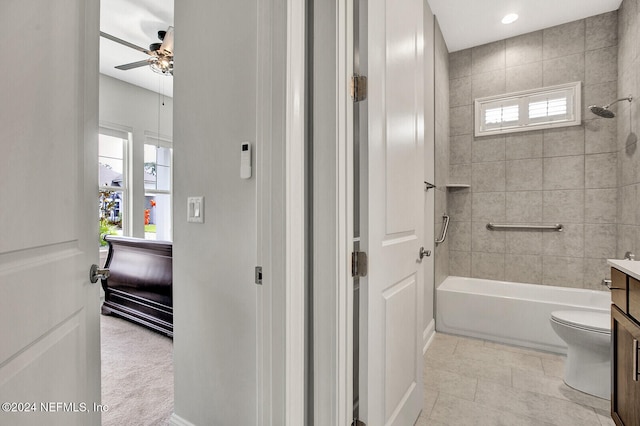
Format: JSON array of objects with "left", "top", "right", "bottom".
[
  {"left": 100, "top": 31, "right": 152, "bottom": 55},
  {"left": 115, "top": 59, "right": 150, "bottom": 70},
  {"left": 159, "top": 26, "right": 174, "bottom": 55}
]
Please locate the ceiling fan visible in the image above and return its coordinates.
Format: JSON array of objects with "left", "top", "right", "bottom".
[{"left": 100, "top": 27, "right": 174, "bottom": 76}]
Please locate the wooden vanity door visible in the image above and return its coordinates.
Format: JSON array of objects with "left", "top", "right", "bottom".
[{"left": 612, "top": 305, "right": 640, "bottom": 426}]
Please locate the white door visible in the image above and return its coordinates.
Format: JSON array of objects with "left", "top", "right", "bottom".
[
  {"left": 0, "top": 1, "right": 101, "bottom": 425},
  {"left": 359, "top": 0, "right": 425, "bottom": 424}
]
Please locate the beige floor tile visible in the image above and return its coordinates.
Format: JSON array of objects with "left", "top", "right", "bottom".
[
  {"left": 423, "top": 389, "right": 439, "bottom": 418},
  {"left": 425, "top": 333, "right": 460, "bottom": 358},
  {"left": 426, "top": 351, "right": 512, "bottom": 386},
  {"left": 429, "top": 392, "right": 555, "bottom": 426},
  {"left": 512, "top": 369, "right": 610, "bottom": 411},
  {"left": 484, "top": 340, "right": 565, "bottom": 360},
  {"left": 454, "top": 339, "right": 545, "bottom": 374},
  {"left": 475, "top": 380, "right": 602, "bottom": 426},
  {"left": 594, "top": 408, "right": 615, "bottom": 426},
  {"left": 541, "top": 356, "right": 565, "bottom": 378},
  {"left": 423, "top": 366, "right": 477, "bottom": 401}
]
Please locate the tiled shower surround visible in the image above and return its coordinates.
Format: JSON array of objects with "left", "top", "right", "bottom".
[{"left": 446, "top": 11, "right": 620, "bottom": 289}]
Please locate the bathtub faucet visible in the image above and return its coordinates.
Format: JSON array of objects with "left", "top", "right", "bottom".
[{"left": 624, "top": 251, "right": 635, "bottom": 261}]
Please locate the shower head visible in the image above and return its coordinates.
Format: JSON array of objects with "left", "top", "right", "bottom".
[
  {"left": 589, "top": 105, "right": 616, "bottom": 118},
  {"left": 589, "top": 96, "right": 633, "bottom": 118}
]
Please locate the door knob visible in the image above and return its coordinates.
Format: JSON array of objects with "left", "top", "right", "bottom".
[
  {"left": 419, "top": 247, "right": 431, "bottom": 260},
  {"left": 90, "top": 264, "right": 110, "bottom": 283}
]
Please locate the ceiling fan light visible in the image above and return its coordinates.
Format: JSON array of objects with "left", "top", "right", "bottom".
[{"left": 150, "top": 57, "right": 173, "bottom": 76}]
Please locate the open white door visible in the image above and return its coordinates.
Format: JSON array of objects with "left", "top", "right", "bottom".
[
  {"left": 359, "top": 0, "right": 425, "bottom": 424},
  {"left": 0, "top": 1, "right": 101, "bottom": 425}
]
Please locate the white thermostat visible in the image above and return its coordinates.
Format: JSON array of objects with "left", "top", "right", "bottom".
[{"left": 241, "top": 142, "right": 252, "bottom": 179}]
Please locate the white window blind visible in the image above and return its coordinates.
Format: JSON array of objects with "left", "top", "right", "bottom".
[{"left": 475, "top": 82, "right": 581, "bottom": 136}]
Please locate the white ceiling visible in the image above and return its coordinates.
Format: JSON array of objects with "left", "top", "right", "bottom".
[
  {"left": 427, "top": 0, "right": 622, "bottom": 52},
  {"left": 100, "top": 0, "right": 174, "bottom": 97},
  {"left": 99, "top": 0, "right": 623, "bottom": 96}
]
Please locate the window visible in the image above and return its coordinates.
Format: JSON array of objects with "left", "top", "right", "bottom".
[
  {"left": 99, "top": 130, "right": 129, "bottom": 245},
  {"left": 475, "top": 81, "right": 581, "bottom": 137},
  {"left": 144, "top": 141, "right": 172, "bottom": 240}
]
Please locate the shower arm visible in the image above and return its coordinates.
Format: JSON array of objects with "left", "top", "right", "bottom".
[{"left": 605, "top": 96, "right": 633, "bottom": 108}]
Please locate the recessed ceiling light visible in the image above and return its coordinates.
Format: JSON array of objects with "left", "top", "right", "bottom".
[{"left": 502, "top": 13, "right": 519, "bottom": 24}]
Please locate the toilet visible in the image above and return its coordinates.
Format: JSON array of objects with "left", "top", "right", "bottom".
[{"left": 549, "top": 310, "right": 611, "bottom": 399}]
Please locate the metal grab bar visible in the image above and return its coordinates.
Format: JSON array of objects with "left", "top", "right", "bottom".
[
  {"left": 486, "top": 223, "right": 563, "bottom": 232},
  {"left": 435, "top": 214, "right": 450, "bottom": 244}
]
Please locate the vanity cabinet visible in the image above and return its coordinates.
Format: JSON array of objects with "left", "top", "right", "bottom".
[{"left": 611, "top": 268, "right": 640, "bottom": 426}]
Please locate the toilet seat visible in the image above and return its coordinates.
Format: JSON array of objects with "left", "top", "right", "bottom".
[{"left": 550, "top": 310, "right": 611, "bottom": 334}]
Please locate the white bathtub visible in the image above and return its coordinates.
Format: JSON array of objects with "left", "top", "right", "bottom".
[{"left": 436, "top": 276, "right": 611, "bottom": 354}]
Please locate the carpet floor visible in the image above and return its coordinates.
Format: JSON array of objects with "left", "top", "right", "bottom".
[{"left": 101, "top": 315, "right": 174, "bottom": 426}]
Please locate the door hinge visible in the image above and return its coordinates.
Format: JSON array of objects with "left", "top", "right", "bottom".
[
  {"left": 352, "top": 419, "right": 366, "bottom": 426},
  {"left": 255, "top": 266, "right": 263, "bottom": 285},
  {"left": 350, "top": 74, "right": 368, "bottom": 102},
  {"left": 351, "top": 251, "right": 368, "bottom": 277}
]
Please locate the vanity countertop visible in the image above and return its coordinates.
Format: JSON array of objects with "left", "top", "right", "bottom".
[{"left": 608, "top": 259, "right": 640, "bottom": 281}]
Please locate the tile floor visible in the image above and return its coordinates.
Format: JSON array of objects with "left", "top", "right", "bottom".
[{"left": 416, "top": 333, "right": 615, "bottom": 426}]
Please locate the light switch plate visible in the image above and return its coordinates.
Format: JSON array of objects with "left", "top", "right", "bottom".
[{"left": 187, "top": 196, "right": 204, "bottom": 223}]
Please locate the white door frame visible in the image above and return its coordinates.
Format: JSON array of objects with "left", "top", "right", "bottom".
[{"left": 256, "top": 0, "right": 308, "bottom": 425}]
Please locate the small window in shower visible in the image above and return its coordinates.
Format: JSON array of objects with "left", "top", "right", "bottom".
[{"left": 475, "top": 81, "right": 581, "bottom": 137}]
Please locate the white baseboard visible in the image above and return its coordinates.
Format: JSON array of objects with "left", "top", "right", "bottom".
[
  {"left": 169, "top": 413, "right": 196, "bottom": 426},
  {"left": 423, "top": 318, "right": 436, "bottom": 355}
]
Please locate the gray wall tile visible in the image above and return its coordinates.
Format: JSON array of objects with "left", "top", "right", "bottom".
[
  {"left": 543, "top": 127, "right": 585, "bottom": 157},
  {"left": 472, "top": 221, "right": 506, "bottom": 253},
  {"left": 450, "top": 250, "right": 471, "bottom": 277},
  {"left": 585, "top": 152, "right": 617, "bottom": 188},
  {"left": 585, "top": 46, "right": 618, "bottom": 84},
  {"left": 450, "top": 164, "right": 471, "bottom": 185},
  {"left": 584, "top": 118, "right": 618, "bottom": 154},
  {"left": 506, "top": 31, "right": 543, "bottom": 67},
  {"left": 472, "top": 70, "right": 506, "bottom": 99},
  {"left": 450, "top": 105, "right": 473, "bottom": 136},
  {"left": 586, "top": 11, "right": 618, "bottom": 51},
  {"left": 505, "top": 254, "right": 543, "bottom": 284},
  {"left": 542, "top": 256, "right": 584, "bottom": 287},
  {"left": 506, "top": 191, "right": 543, "bottom": 222},
  {"left": 542, "top": 224, "right": 585, "bottom": 256},
  {"left": 543, "top": 156, "right": 585, "bottom": 190},
  {"left": 472, "top": 136, "right": 505, "bottom": 163},
  {"left": 472, "top": 162, "right": 506, "bottom": 192},
  {"left": 584, "top": 81, "right": 618, "bottom": 118},
  {"left": 505, "top": 132, "right": 543, "bottom": 160},
  {"left": 543, "top": 20, "right": 585, "bottom": 60},
  {"left": 584, "top": 223, "right": 617, "bottom": 258},
  {"left": 450, "top": 76, "right": 472, "bottom": 107},
  {"left": 542, "top": 54, "right": 585, "bottom": 86},
  {"left": 449, "top": 191, "right": 472, "bottom": 221},
  {"left": 506, "top": 63, "right": 543, "bottom": 92},
  {"left": 543, "top": 190, "right": 585, "bottom": 223},
  {"left": 449, "top": 221, "right": 472, "bottom": 251},
  {"left": 449, "top": 49, "right": 472, "bottom": 80},
  {"left": 585, "top": 188, "right": 617, "bottom": 223},
  {"left": 472, "top": 192, "right": 505, "bottom": 222},
  {"left": 472, "top": 41, "right": 505, "bottom": 74},
  {"left": 583, "top": 258, "right": 611, "bottom": 290},
  {"left": 471, "top": 252, "right": 505, "bottom": 280},
  {"left": 506, "top": 230, "right": 543, "bottom": 255},
  {"left": 506, "top": 159, "right": 543, "bottom": 191},
  {"left": 450, "top": 134, "right": 472, "bottom": 164}
]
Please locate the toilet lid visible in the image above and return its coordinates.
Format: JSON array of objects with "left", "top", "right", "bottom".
[{"left": 551, "top": 310, "right": 611, "bottom": 334}]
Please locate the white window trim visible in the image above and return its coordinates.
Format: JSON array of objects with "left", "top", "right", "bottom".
[
  {"left": 143, "top": 135, "right": 173, "bottom": 241},
  {"left": 474, "top": 81, "right": 582, "bottom": 137},
  {"left": 99, "top": 126, "right": 132, "bottom": 237}
]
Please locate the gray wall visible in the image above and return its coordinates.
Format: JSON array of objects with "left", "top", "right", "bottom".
[
  {"left": 172, "top": 0, "right": 258, "bottom": 424},
  {"left": 433, "top": 19, "right": 449, "bottom": 288},
  {"left": 99, "top": 74, "right": 174, "bottom": 240},
  {"left": 617, "top": 0, "right": 640, "bottom": 259},
  {"left": 447, "top": 12, "right": 619, "bottom": 290}
]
